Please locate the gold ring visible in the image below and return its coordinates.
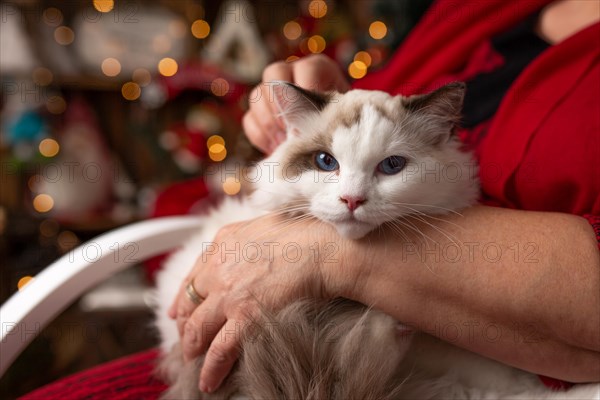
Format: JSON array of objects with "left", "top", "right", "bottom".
[{"left": 185, "top": 280, "right": 205, "bottom": 305}]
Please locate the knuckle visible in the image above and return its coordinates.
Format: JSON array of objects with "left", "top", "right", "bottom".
[
  {"left": 303, "top": 53, "right": 329, "bottom": 67},
  {"left": 262, "top": 62, "right": 286, "bottom": 81},
  {"left": 206, "top": 344, "right": 231, "bottom": 365}
]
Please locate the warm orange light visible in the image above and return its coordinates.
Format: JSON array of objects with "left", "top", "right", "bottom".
[
  {"left": 18, "top": 276, "right": 34, "bottom": 291},
  {"left": 54, "top": 26, "right": 75, "bottom": 45},
  {"left": 208, "top": 144, "right": 227, "bottom": 162},
  {"left": 283, "top": 21, "right": 302, "bottom": 40},
  {"left": 286, "top": 55, "right": 300, "bottom": 63},
  {"left": 121, "top": 82, "right": 141, "bottom": 101},
  {"left": 210, "top": 78, "right": 229, "bottom": 97},
  {"left": 354, "top": 51, "right": 372, "bottom": 67},
  {"left": 348, "top": 60, "right": 368, "bottom": 79},
  {"left": 32, "top": 67, "right": 53, "bottom": 86},
  {"left": 46, "top": 96, "right": 66, "bottom": 114},
  {"left": 369, "top": 21, "right": 387, "bottom": 40},
  {"left": 39, "top": 138, "right": 60, "bottom": 157},
  {"left": 207, "top": 135, "right": 225, "bottom": 148},
  {"left": 93, "top": 0, "right": 114, "bottom": 13},
  {"left": 158, "top": 58, "right": 178, "bottom": 77},
  {"left": 308, "top": 0, "right": 328, "bottom": 19},
  {"left": 33, "top": 194, "right": 54, "bottom": 213},
  {"left": 191, "top": 19, "right": 210, "bottom": 39},
  {"left": 101, "top": 58, "right": 121, "bottom": 77},
  {"left": 222, "top": 177, "right": 241, "bottom": 196},
  {"left": 307, "top": 35, "right": 326, "bottom": 53}
]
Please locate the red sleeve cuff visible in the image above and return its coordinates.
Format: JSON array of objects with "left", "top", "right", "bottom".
[
  {"left": 538, "top": 375, "right": 575, "bottom": 391},
  {"left": 583, "top": 214, "right": 600, "bottom": 249}
]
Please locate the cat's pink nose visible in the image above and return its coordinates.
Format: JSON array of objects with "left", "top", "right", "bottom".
[{"left": 340, "top": 196, "right": 366, "bottom": 212}]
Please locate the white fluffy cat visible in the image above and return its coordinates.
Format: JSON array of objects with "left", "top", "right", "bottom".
[{"left": 154, "top": 82, "right": 599, "bottom": 399}]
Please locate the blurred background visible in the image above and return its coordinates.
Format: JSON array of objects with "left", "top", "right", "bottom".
[{"left": 0, "top": 0, "right": 433, "bottom": 396}]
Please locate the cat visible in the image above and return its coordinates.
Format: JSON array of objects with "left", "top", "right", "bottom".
[{"left": 153, "top": 82, "right": 600, "bottom": 399}]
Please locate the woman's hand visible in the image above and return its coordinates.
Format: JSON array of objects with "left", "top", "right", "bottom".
[
  {"left": 167, "top": 213, "right": 355, "bottom": 393},
  {"left": 243, "top": 54, "right": 350, "bottom": 154}
]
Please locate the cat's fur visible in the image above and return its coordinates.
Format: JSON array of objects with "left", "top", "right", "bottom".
[{"left": 154, "top": 82, "right": 599, "bottom": 399}]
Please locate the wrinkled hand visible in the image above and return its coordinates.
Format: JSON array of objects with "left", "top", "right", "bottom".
[
  {"left": 243, "top": 54, "right": 350, "bottom": 154},
  {"left": 167, "top": 213, "right": 351, "bottom": 393}
]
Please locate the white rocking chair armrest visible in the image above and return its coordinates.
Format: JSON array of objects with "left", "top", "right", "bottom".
[{"left": 0, "top": 215, "right": 202, "bottom": 377}]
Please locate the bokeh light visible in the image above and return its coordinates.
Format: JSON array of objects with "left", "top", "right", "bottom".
[
  {"left": 286, "top": 55, "right": 300, "bottom": 63},
  {"left": 283, "top": 21, "right": 302, "bottom": 40},
  {"left": 211, "top": 78, "right": 230, "bottom": 97},
  {"left": 132, "top": 68, "right": 152, "bottom": 87},
  {"left": 101, "top": 58, "right": 121, "bottom": 76},
  {"left": 54, "top": 26, "right": 75, "bottom": 45},
  {"left": 223, "top": 177, "right": 241, "bottom": 196},
  {"left": 369, "top": 21, "right": 388, "bottom": 40},
  {"left": 58, "top": 230, "right": 79, "bottom": 252},
  {"left": 308, "top": 0, "right": 328, "bottom": 19},
  {"left": 121, "top": 82, "right": 141, "bottom": 101},
  {"left": 307, "top": 35, "right": 326, "bottom": 53},
  {"left": 158, "top": 58, "right": 178, "bottom": 76},
  {"left": 32, "top": 67, "right": 53, "bottom": 86},
  {"left": 33, "top": 194, "right": 54, "bottom": 213},
  {"left": 208, "top": 143, "right": 227, "bottom": 162},
  {"left": 354, "top": 51, "right": 372, "bottom": 67},
  {"left": 207, "top": 135, "right": 225, "bottom": 148},
  {"left": 40, "top": 219, "right": 60, "bottom": 237},
  {"left": 39, "top": 138, "right": 60, "bottom": 157},
  {"left": 93, "top": 0, "right": 114, "bottom": 13},
  {"left": 191, "top": 19, "right": 210, "bottom": 39},
  {"left": 46, "top": 96, "right": 67, "bottom": 114},
  {"left": 43, "top": 8, "right": 63, "bottom": 27},
  {"left": 18, "top": 276, "right": 34, "bottom": 291},
  {"left": 348, "top": 60, "right": 368, "bottom": 79}
]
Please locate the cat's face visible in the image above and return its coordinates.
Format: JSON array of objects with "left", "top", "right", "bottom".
[{"left": 253, "top": 82, "right": 478, "bottom": 239}]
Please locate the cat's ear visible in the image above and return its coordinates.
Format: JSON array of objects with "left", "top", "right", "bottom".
[
  {"left": 270, "top": 81, "right": 331, "bottom": 130},
  {"left": 401, "top": 82, "right": 465, "bottom": 144}
]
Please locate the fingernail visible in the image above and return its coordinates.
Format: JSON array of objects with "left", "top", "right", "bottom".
[{"left": 199, "top": 381, "right": 211, "bottom": 393}]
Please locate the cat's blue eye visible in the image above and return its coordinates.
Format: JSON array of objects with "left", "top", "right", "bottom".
[
  {"left": 314, "top": 152, "right": 339, "bottom": 171},
  {"left": 378, "top": 156, "right": 407, "bottom": 175}
]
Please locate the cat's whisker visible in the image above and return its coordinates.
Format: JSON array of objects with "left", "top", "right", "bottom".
[
  {"left": 390, "top": 206, "right": 464, "bottom": 248},
  {"left": 389, "top": 202, "right": 465, "bottom": 216},
  {"left": 386, "top": 218, "right": 437, "bottom": 273}
]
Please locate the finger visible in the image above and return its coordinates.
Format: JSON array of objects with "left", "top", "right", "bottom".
[
  {"left": 182, "top": 296, "right": 226, "bottom": 362},
  {"left": 199, "top": 318, "right": 243, "bottom": 393},
  {"left": 245, "top": 85, "right": 287, "bottom": 152},
  {"left": 257, "top": 84, "right": 288, "bottom": 144},
  {"left": 262, "top": 60, "right": 293, "bottom": 83},
  {"left": 294, "top": 55, "right": 350, "bottom": 92},
  {"left": 260, "top": 61, "right": 293, "bottom": 128},
  {"left": 175, "top": 277, "right": 206, "bottom": 336},
  {"left": 242, "top": 111, "right": 273, "bottom": 154},
  {"left": 167, "top": 280, "right": 186, "bottom": 319}
]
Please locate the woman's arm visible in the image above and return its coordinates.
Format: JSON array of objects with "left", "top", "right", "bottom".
[
  {"left": 335, "top": 205, "right": 600, "bottom": 382},
  {"left": 174, "top": 206, "right": 599, "bottom": 392}
]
